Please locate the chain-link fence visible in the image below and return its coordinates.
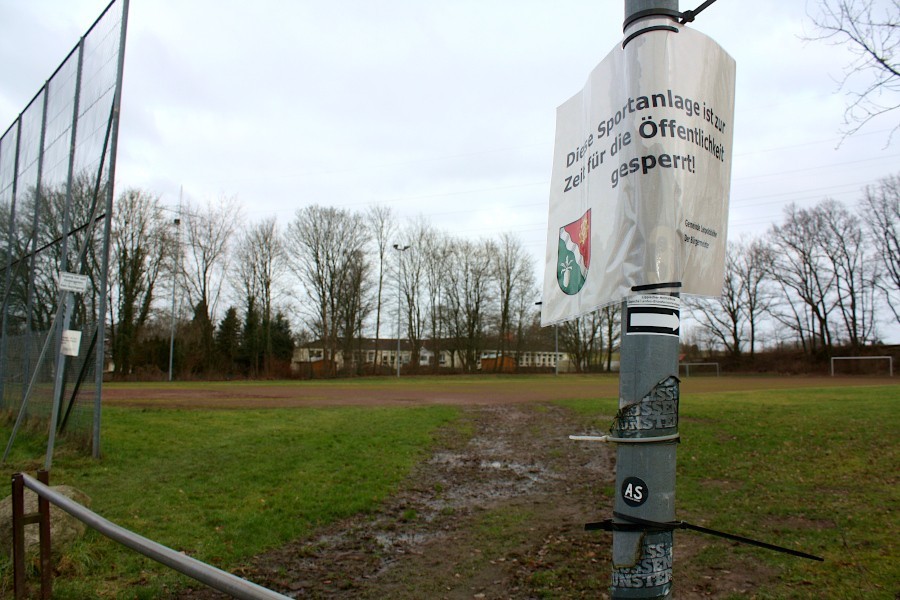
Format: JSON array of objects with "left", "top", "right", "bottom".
[{"left": 0, "top": 0, "right": 129, "bottom": 462}]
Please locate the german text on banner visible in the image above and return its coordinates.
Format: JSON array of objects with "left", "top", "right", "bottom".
[{"left": 542, "top": 24, "right": 735, "bottom": 326}]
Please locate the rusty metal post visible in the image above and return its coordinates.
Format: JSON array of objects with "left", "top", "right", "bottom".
[
  {"left": 37, "top": 470, "right": 52, "bottom": 599},
  {"left": 12, "top": 473, "right": 26, "bottom": 600}
]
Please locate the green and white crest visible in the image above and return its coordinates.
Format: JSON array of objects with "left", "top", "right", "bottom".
[{"left": 557, "top": 210, "right": 591, "bottom": 295}]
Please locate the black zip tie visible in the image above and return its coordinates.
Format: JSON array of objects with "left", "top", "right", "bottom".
[
  {"left": 679, "top": 0, "right": 720, "bottom": 24},
  {"left": 631, "top": 281, "right": 682, "bottom": 292},
  {"left": 622, "top": 25, "right": 679, "bottom": 49},
  {"left": 584, "top": 512, "right": 824, "bottom": 562}
]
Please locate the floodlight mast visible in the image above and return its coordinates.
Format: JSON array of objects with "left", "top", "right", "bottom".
[
  {"left": 392, "top": 244, "right": 410, "bottom": 377},
  {"left": 607, "top": 3, "right": 682, "bottom": 599}
]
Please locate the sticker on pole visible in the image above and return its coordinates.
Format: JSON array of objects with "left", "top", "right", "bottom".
[
  {"left": 622, "top": 476, "right": 649, "bottom": 507},
  {"left": 58, "top": 271, "right": 89, "bottom": 294},
  {"left": 541, "top": 23, "right": 735, "bottom": 326},
  {"left": 626, "top": 294, "right": 680, "bottom": 336}
]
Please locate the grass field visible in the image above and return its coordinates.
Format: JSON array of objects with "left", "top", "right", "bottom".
[
  {"left": 1, "top": 404, "right": 461, "bottom": 598},
  {"left": 561, "top": 383, "right": 900, "bottom": 599},
  {"left": 1, "top": 375, "right": 898, "bottom": 598}
]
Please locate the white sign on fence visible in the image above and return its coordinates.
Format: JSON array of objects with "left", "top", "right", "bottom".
[
  {"left": 58, "top": 271, "right": 90, "bottom": 294},
  {"left": 61, "top": 330, "right": 82, "bottom": 357},
  {"left": 542, "top": 24, "right": 735, "bottom": 326}
]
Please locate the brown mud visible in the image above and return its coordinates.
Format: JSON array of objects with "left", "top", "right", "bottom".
[{"left": 172, "top": 400, "right": 778, "bottom": 599}]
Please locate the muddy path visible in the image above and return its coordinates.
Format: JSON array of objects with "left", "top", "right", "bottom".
[{"left": 174, "top": 403, "right": 774, "bottom": 599}]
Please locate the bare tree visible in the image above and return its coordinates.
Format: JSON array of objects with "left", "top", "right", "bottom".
[
  {"left": 182, "top": 196, "right": 240, "bottom": 327},
  {"left": 818, "top": 199, "right": 878, "bottom": 347},
  {"left": 559, "top": 311, "right": 603, "bottom": 373},
  {"left": 602, "top": 304, "right": 621, "bottom": 372},
  {"left": 507, "top": 247, "right": 538, "bottom": 371},
  {"left": 686, "top": 238, "right": 775, "bottom": 358},
  {"left": 180, "top": 196, "right": 240, "bottom": 373},
  {"left": 11, "top": 175, "right": 101, "bottom": 332},
  {"left": 443, "top": 238, "right": 494, "bottom": 372},
  {"left": 685, "top": 264, "right": 744, "bottom": 358},
  {"left": 808, "top": 0, "right": 900, "bottom": 141},
  {"left": 766, "top": 203, "right": 836, "bottom": 354},
  {"left": 420, "top": 227, "right": 452, "bottom": 373},
  {"left": 491, "top": 232, "right": 535, "bottom": 370},
  {"left": 734, "top": 237, "right": 774, "bottom": 357},
  {"left": 860, "top": 173, "right": 900, "bottom": 323},
  {"left": 398, "top": 217, "right": 431, "bottom": 372},
  {"left": 234, "top": 217, "right": 286, "bottom": 376},
  {"left": 284, "top": 205, "right": 369, "bottom": 364},
  {"left": 107, "top": 188, "right": 171, "bottom": 376},
  {"left": 337, "top": 248, "right": 372, "bottom": 374},
  {"left": 366, "top": 205, "right": 397, "bottom": 372}
]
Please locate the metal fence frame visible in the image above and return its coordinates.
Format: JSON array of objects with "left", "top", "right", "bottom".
[
  {"left": 11, "top": 472, "right": 291, "bottom": 600},
  {"left": 0, "top": 0, "right": 128, "bottom": 464}
]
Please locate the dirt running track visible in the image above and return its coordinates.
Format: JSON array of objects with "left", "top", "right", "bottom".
[
  {"left": 103, "top": 374, "right": 895, "bottom": 409},
  {"left": 108, "top": 375, "right": 892, "bottom": 599}
]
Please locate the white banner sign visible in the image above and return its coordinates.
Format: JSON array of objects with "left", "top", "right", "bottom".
[{"left": 542, "top": 23, "right": 735, "bottom": 326}]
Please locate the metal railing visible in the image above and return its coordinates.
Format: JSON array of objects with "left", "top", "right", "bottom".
[{"left": 11, "top": 471, "right": 291, "bottom": 600}]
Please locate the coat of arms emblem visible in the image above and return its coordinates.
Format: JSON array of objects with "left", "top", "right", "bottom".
[{"left": 557, "top": 209, "right": 591, "bottom": 295}]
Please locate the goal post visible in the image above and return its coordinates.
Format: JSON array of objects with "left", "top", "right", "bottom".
[
  {"left": 679, "top": 362, "right": 720, "bottom": 377},
  {"left": 830, "top": 356, "right": 894, "bottom": 377}
]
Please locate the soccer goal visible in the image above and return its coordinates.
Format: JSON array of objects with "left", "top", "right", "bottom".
[
  {"left": 830, "top": 356, "right": 894, "bottom": 377},
  {"left": 679, "top": 362, "right": 720, "bottom": 377}
]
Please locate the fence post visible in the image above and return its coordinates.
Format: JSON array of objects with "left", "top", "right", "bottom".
[
  {"left": 12, "top": 473, "right": 26, "bottom": 600},
  {"left": 37, "top": 470, "right": 52, "bottom": 599}
]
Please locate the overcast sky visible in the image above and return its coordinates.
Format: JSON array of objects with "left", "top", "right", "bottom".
[{"left": 2, "top": 0, "right": 898, "bottom": 340}]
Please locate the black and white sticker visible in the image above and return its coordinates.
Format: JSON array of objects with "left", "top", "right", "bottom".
[
  {"left": 622, "top": 476, "right": 649, "bottom": 507},
  {"left": 626, "top": 294, "right": 680, "bottom": 337}
]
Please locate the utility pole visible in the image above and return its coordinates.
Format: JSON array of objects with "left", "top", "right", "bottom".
[
  {"left": 547, "top": 0, "right": 738, "bottom": 594},
  {"left": 554, "top": 323, "right": 559, "bottom": 375},
  {"left": 168, "top": 212, "right": 181, "bottom": 382},
  {"left": 609, "top": 3, "right": 681, "bottom": 599},
  {"left": 393, "top": 244, "right": 409, "bottom": 377}
]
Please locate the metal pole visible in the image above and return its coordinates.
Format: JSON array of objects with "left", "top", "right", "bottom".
[
  {"left": 47, "top": 36, "right": 86, "bottom": 471},
  {"left": 94, "top": 0, "right": 130, "bottom": 460},
  {"left": 23, "top": 86, "right": 50, "bottom": 419},
  {"left": 609, "top": 4, "right": 681, "bottom": 599},
  {"left": 554, "top": 324, "right": 559, "bottom": 375},
  {"left": 11, "top": 474, "right": 26, "bottom": 599},
  {"left": 168, "top": 213, "right": 181, "bottom": 382},
  {"left": 0, "top": 119, "right": 22, "bottom": 410},
  {"left": 37, "top": 470, "right": 51, "bottom": 599},
  {"left": 392, "top": 244, "right": 409, "bottom": 377}
]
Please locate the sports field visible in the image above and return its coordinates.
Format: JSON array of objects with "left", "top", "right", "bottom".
[
  {"left": 2, "top": 374, "right": 898, "bottom": 599},
  {"left": 101, "top": 373, "right": 893, "bottom": 408}
]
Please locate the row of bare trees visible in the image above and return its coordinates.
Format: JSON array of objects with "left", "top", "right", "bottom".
[
  {"left": 4, "top": 170, "right": 894, "bottom": 379},
  {"left": 686, "top": 174, "right": 899, "bottom": 358},
  {"left": 103, "top": 195, "right": 542, "bottom": 378},
  {"left": 106, "top": 192, "right": 296, "bottom": 378},
  {"left": 283, "top": 206, "right": 540, "bottom": 374},
  {"left": 95, "top": 171, "right": 900, "bottom": 378}
]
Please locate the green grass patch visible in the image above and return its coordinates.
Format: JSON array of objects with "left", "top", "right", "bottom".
[
  {"left": 560, "top": 385, "right": 900, "bottom": 599},
  {"left": 1, "top": 404, "right": 459, "bottom": 598}
]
